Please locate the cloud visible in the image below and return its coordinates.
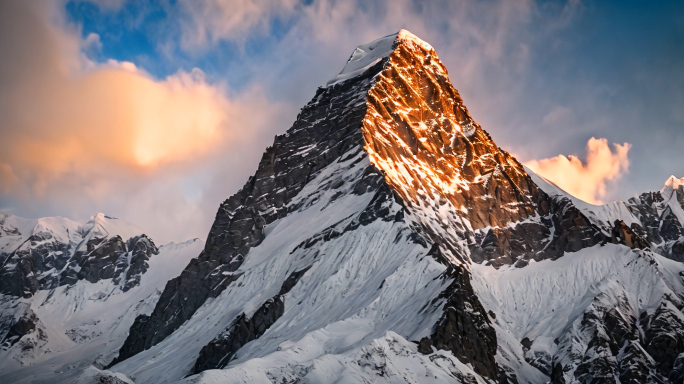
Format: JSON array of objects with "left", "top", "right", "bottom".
[
  {"left": 0, "top": 2, "right": 287, "bottom": 243},
  {"left": 175, "top": 0, "right": 299, "bottom": 49},
  {"left": 525, "top": 138, "right": 631, "bottom": 204}
]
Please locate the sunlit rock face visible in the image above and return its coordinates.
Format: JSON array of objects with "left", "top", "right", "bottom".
[
  {"left": 363, "top": 34, "right": 543, "bottom": 230},
  {"left": 362, "top": 32, "right": 602, "bottom": 268}
]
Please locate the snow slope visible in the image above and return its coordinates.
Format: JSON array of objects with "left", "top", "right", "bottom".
[
  {"left": 180, "top": 332, "right": 487, "bottom": 384},
  {"left": 327, "top": 29, "right": 433, "bottom": 87},
  {"left": 111, "top": 147, "right": 454, "bottom": 383}
]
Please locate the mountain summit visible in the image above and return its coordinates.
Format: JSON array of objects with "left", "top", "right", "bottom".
[{"left": 3, "top": 30, "right": 684, "bottom": 384}]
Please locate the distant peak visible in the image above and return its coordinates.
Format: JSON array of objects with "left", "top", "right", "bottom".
[
  {"left": 663, "top": 175, "right": 684, "bottom": 191},
  {"left": 81, "top": 212, "right": 144, "bottom": 244}
]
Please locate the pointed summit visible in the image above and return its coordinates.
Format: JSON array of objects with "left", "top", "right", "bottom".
[
  {"left": 396, "top": 28, "right": 434, "bottom": 51},
  {"left": 327, "top": 29, "right": 433, "bottom": 86}
]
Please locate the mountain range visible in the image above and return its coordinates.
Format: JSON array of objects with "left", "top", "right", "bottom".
[{"left": 1, "top": 30, "right": 683, "bottom": 384}]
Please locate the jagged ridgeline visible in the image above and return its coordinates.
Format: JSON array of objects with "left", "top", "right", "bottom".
[
  {"left": 0, "top": 213, "right": 158, "bottom": 298},
  {"left": 97, "top": 30, "right": 684, "bottom": 384}
]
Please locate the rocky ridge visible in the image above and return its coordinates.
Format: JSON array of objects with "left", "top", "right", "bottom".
[{"left": 0, "top": 213, "right": 157, "bottom": 298}]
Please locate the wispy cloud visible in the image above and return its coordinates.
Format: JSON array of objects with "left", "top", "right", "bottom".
[{"left": 176, "top": 0, "right": 299, "bottom": 50}]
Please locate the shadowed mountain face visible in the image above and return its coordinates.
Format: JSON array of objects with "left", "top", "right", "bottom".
[
  {"left": 55, "top": 31, "right": 684, "bottom": 384},
  {"left": 0, "top": 213, "right": 158, "bottom": 298}
]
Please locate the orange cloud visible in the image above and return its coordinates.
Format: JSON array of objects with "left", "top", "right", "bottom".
[
  {"left": 0, "top": 2, "right": 255, "bottom": 193},
  {"left": 0, "top": 2, "right": 288, "bottom": 243},
  {"left": 524, "top": 137, "right": 631, "bottom": 204}
]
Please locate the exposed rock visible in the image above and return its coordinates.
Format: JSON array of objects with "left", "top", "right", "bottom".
[
  {"left": 643, "top": 298, "right": 684, "bottom": 377},
  {"left": 0, "top": 313, "right": 38, "bottom": 349},
  {"left": 419, "top": 244, "right": 498, "bottom": 380},
  {"left": 193, "top": 267, "right": 311, "bottom": 373},
  {"left": 0, "top": 214, "right": 158, "bottom": 297}
]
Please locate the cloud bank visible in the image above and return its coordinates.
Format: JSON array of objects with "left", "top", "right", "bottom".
[
  {"left": 525, "top": 138, "right": 631, "bottom": 204},
  {"left": 0, "top": 2, "right": 287, "bottom": 243}
]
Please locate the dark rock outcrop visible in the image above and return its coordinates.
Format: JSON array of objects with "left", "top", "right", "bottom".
[
  {"left": 550, "top": 293, "right": 682, "bottom": 384},
  {"left": 0, "top": 227, "right": 157, "bottom": 298},
  {"left": 419, "top": 244, "right": 499, "bottom": 380},
  {"left": 643, "top": 297, "right": 684, "bottom": 379},
  {"left": 0, "top": 231, "right": 73, "bottom": 298},
  {"left": 469, "top": 197, "right": 603, "bottom": 267},
  {"left": 0, "top": 313, "right": 38, "bottom": 349},
  {"left": 193, "top": 298, "right": 285, "bottom": 373},
  {"left": 192, "top": 267, "right": 311, "bottom": 373}
]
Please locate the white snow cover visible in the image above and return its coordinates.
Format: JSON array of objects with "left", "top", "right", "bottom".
[
  {"left": 110, "top": 148, "right": 457, "bottom": 383},
  {"left": 0, "top": 213, "right": 82, "bottom": 255},
  {"left": 179, "top": 332, "right": 486, "bottom": 384},
  {"left": 77, "top": 213, "right": 146, "bottom": 252},
  {"left": 327, "top": 29, "right": 433, "bottom": 87},
  {"left": 472, "top": 244, "right": 683, "bottom": 342},
  {"left": 0, "top": 212, "right": 146, "bottom": 257},
  {"left": 0, "top": 217, "right": 203, "bottom": 384}
]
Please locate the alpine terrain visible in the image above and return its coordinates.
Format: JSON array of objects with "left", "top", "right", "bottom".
[{"left": 2, "top": 30, "right": 684, "bottom": 384}]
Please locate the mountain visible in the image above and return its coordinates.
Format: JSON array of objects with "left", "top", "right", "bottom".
[
  {"left": 101, "top": 30, "right": 684, "bottom": 384},
  {"left": 0, "top": 212, "right": 203, "bottom": 383},
  {"left": 2, "top": 30, "right": 684, "bottom": 384}
]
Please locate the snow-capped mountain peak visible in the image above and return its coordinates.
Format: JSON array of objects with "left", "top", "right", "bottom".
[
  {"left": 663, "top": 175, "right": 684, "bottom": 193},
  {"left": 0, "top": 212, "right": 159, "bottom": 298},
  {"left": 3, "top": 31, "right": 684, "bottom": 384},
  {"left": 77, "top": 213, "right": 145, "bottom": 252},
  {"left": 327, "top": 29, "right": 433, "bottom": 87}
]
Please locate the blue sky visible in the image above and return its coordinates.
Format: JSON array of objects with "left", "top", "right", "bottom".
[{"left": 0, "top": 0, "right": 682, "bottom": 242}]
